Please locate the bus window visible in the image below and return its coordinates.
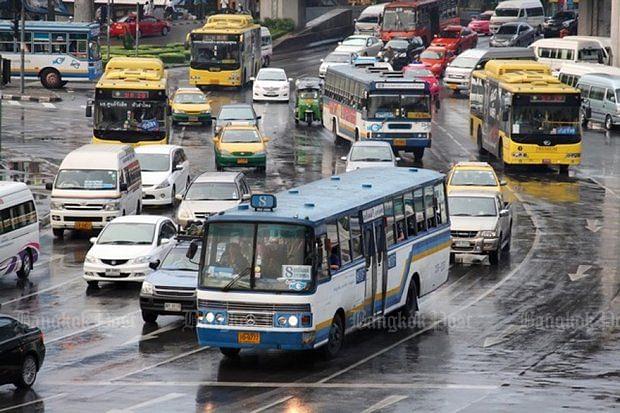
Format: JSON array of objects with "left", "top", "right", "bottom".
[
  {"left": 0, "top": 32, "right": 15, "bottom": 52},
  {"left": 326, "top": 222, "right": 341, "bottom": 271},
  {"left": 424, "top": 186, "right": 436, "bottom": 229},
  {"left": 338, "top": 216, "right": 352, "bottom": 265},
  {"left": 393, "top": 195, "right": 406, "bottom": 242},
  {"left": 404, "top": 192, "right": 416, "bottom": 237},
  {"left": 52, "top": 32, "right": 67, "bottom": 54},
  {"left": 434, "top": 183, "right": 447, "bottom": 225},
  {"left": 383, "top": 200, "right": 395, "bottom": 246},
  {"left": 413, "top": 189, "right": 426, "bottom": 233},
  {"left": 316, "top": 234, "right": 330, "bottom": 281},
  {"left": 349, "top": 213, "right": 363, "bottom": 260}
]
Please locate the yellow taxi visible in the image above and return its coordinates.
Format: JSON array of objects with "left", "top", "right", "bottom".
[
  {"left": 170, "top": 87, "right": 212, "bottom": 125},
  {"left": 213, "top": 124, "right": 269, "bottom": 172},
  {"left": 447, "top": 161, "right": 504, "bottom": 193}
]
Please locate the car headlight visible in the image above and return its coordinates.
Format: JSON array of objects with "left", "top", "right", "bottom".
[
  {"left": 562, "top": 21, "right": 570, "bottom": 28},
  {"left": 103, "top": 201, "right": 120, "bottom": 211},
  {"left": 50, "top": 200, "right": 63, "bottom": 210},
  {"left": 254, "top": 150, "right": 266, "bottom": 156},
  {"left": 133, "top": 255, "right": 153, "bottom": 264},
  {"left": 205, "top": 312, "right": 215, "bottom": 323},
  {"left": 141, "top": 281, "right": 154, "bottom": 295},
  {"left": 172, "top": 109, "right": 182, "bottom": 114},
  {"left": 288, "top": 315, "right": 299, "bottom": 327},
  {"left": 201, "top": 110, "right": 211, "bottom": 114},
  {"left": 154, "top": 180, "right": 171, "bottom": 190},
  {"left": 84, "top": 255, "right": 98, "bottom": 264},
  {"left": 479, "top": 230, "right": 497, "bottom": 238}
]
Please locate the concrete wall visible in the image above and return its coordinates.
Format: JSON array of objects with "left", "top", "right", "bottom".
[
  {"left": 260, "top": 0, "right": 305, "bottom": 29},
  {"left": 274, "top": 8, "right": 353, "bottom": 51},
  {"left": 577, "top": 0, "right": 611, "bottom": 36}
]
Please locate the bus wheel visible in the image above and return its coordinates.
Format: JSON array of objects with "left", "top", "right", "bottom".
[
  {"left": 321, "top": 314, "right": 344, "bottom": 359},
  {"left": 220, "top": 347, "right": 241, "bottom": 358},
  {"left": 476, "top": 128, "right": 486, "bottom": 154},
  {"left": 16, "top": 251, "right": 32, "bottom": 279},
  {"left": 398, "top": 279, "right": 418, "bottom": 318},
  {"left": 332, "top": 119, "right": 339, "bottom": 141},
  {"left": 53, "top": 228, "right": 64, "bottom": 239},
  {"left": 40, "top": 68, "right": 62, "bottom": 89},
  {"left": 498, "top": 141, "right": 509, "bottom": 170},
  {"left": 413, "top": 147, "right": 425, "bottom": 162}
]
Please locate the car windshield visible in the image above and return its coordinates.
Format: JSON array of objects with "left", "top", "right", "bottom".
[
  {"left": 495, "top": 8, "right": 519, "bottom": 17},
  {"left": 191, "top": 34, "right": 240, "bottom": 71},
  {"left": 382, "top": 9, "right": 416, "bottom": 31},
  {"left": 512, "top": 104, "right": 580, "bottom": 135},
  {"left": 325, "top": 53, "right": 351, "bottom": 63},
  {"left": 349, "top": 146, "right": 393, "bottom": 162},
  {"left": 368, "top": 94, "right": 430, "bottom": 119},
  {"left": 219, "top": 106, "right": 254, "bottom": 121},
  {"left": 55, "top": 169, "right": 117, "bottom": 190},
  {"left": 497, "top": 25, "right": 519, "bottom": 35},
  {"left": 450, "top": 56, "right": 479, "bottom": 68},
  {"left": 97, "top": 223, "right": 155, "bottom": 245},
  {"left": 200, "top": 222, "right": 312, "bottom": 293},
  {"left": 221, "top": 129, "right": 261, "bottom": 143},
  {"left": 358, "top": 15, "right": 378, "bottom": 23},
  {"left": 387, "top": 40, "right": 408, "bottom": 49},
  {"left": 257, "top": 70, "right": 286, "bottom": 81},
  {"left": 137, "top": 153, "right": 169, "bottom": 172},
  {"left": 118, "top": 15, "right": 135, "bottom": 22},
  {"left": 342, "top": 38, "right": 367, "bottom": 46},
  {"left": 185, "top": 182, "right": 239, "bottom": 201},
  {"left": 174, "top": 93, "right": 206, "bottom": 104},
  {"left": 160, "top": 246, "right": 201, "bottom": 271},
  {"left": 449, "top": 196, "right": 497, "bottom": 217},
  {"left": 450, "top": 170, "right": 498, "bottom": 186},
  {"left": 421, "top": 50, "right": 443, "bottom": 60},
  {"left": 439, "top": 30, "right": 460, "bottom": 39}
]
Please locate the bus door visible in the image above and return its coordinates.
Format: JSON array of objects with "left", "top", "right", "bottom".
[{"left": 363, "top": 218, "right": 387, "bottom": 317}]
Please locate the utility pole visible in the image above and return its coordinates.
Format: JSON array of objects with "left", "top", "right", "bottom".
[
  {"left": 135, "top": 2, "right": 140, "bottom": 56},
  {"left": 74, "top": 0, "right": 94, "bottom": 22},
  {"left": 47, "top": 0, "right": 55, "bottom": 21},
  {"left": 20, "top": 0, "right": 25, "bottom": 94},
  {"left": 106, "top": 0, "right": 111, "bottom": 59}
]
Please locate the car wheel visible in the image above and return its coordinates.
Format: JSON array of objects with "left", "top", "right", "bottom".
[
  {"left": 502, "top": 224, "right": 512, "bottom": 252},
  {"left": 14, "top": 355, "right": 37, "bottom": 389},
  {"left": 220, "top": 347, "right": 241, "bottom": 358},
  {"left": 53, "top": 228, "right": 64, "bottom": 239},
  {"left": 320, "top": 314, "right": 344, "bottom": 359},
  {"left": 489, "top": 246, "right": 500, "bottom": 265},
  {"left": 16, "top": 251, "right": 32, "bottom": 279},
  {"left": 581, "top": 111, "right": 589, "bottom": 129},
  {"left": 171, "top": 185, "right": 176, "bottom": 206},
  {"left": 87, "top": 280, "right": 99, "bottom": 288},
  {"left": 264, "top": 56, "right": 270, "bottom": 67},
  {"left": 142, "top": 311, "right": 158, "bottom": 324},
  {"left": 40, "top": 68, "right": 62, "bottom": 89},
  {"left": 605, "top": 115, "right": 614, "bottom": 131},
  {"left": 161, "top": 26, "right": 169, "bottom": 36}
]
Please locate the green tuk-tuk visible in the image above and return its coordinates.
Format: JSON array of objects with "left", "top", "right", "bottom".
[{"left": 294, "top": 77, "right": 323, "bottom": 125}]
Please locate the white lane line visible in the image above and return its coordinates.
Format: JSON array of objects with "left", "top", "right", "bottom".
[
  {"left": 5, "top": 100, "right": 21, "bottom": 106},
  {"left": 42, "top": 102, "right": 56, "bottom": 109},
  {"left": 106, "top": 392, "right": 185, "bottom": 413},
  {"left": 250, "top": 396, "right": 294, "bottom": 413},
  {"left": 361, "top": 395, "right": 408, "bottom": 413},
  {"left": 584, "top": 175, "right": 620, "bottom": 199},
  {"left": 121, "top": 321, "right": 184, "bottom": 346},
  {"left": 109, "top": 346, "right": 210, "bottom": 381},
  {"left": 433, "top": 121, "right": 470, "bottom": 154},
  {"left": 46, "top": 310, "right": 140, "bottom": 344},
  {"left": 0, "top": 275, "right": 82, "bottom": 307},
  {"left": 0, "top": 393, "right": 66, "bottom": 412}
]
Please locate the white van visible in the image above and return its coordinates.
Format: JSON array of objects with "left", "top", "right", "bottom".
[
  {"left": 355, "top": 3, "right": 386, "bottom": 35},
  {"left": 557, "top": 62, "right": 620, "bottom": 87},
  {"left": 261, "top": 26, "right": 273, "bottom": 67},
  {"left": 47, "top": 144, "right": 142, "bottom": 238},
  {"left": 489, "top": 0, "right": 545, "bottom": 34},
  {"left": 563, "top": 36, "right": 614, "bottom": 65},
  {"left": 530, "top": 38, "right": 607, "bottom": 73},
  {"left": 0, "top": 182, "right": 39, "bottom": 279}
]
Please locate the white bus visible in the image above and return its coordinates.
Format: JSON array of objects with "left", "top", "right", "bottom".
[
  {"left": 557, "top": 62, "right": 620, "bottom": 87},
  {"left": 260, "top": 26, "right": 272, "bottom": 67},
  {"left": 0, "top": 182, "right": 39, "bottom": 279},
  {"left": 189, "top": 167, "right": 451, "bottom": 358},
  {"left": 530, "top": 38, "right": 607, "bottom": 74}
]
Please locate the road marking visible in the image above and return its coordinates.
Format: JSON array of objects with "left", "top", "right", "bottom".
[
  {"left": 432, "top": 121, "right": 470, "bottom": 154},
  {"left": 483, "top": 324, "right": 521, "bottom": 348},
  {"left": 0, "top": 393, "right": 66, "bottom": 412},
  {"left": 250, "top": 396, "right": 294, "bottom": 413},
  {"left": 109, "top": 346, "right": 210, "bottom": 381},
  {"left": 106, "top": 393, "right": 185, "bottom": 412},
  {"left": 121, "top": 321, "right": 183, "bottom": 346},
  {"left": 568, "top": 264, "right": 593, "bottom": 282},
  {"left": 585, "top": 176, "right": 619, "bottom": 199},
  {"left": 0, "top": 275, "right": 82, "bottom": 307},
  {"left": 585, "top": 219, "right": 602, "bottom": 233},
  {"left": 361, "top": 395, "right": 408, "bottom": 413},
  {"left": 42, "top": 102, "right": 56, "bottom": 109},
  {"left": 46, "top": 310, "right": 140, "bottom": 344},
  {"left": 5, "top": 100, "right": 21, "bottom": 106}
]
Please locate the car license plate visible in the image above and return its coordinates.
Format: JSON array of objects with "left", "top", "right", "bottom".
[
  {"left": 164, "top": 302, "right": 182, "bottom": 312},
  {"left": 238, "top": 332, "right": 260, "bottom": 344},
  {"left": 105, "top": 268, "right": 121, "bottom": 276},
  {"left": 394, "top": 139, "right": 406, "bottom": 147},
  {"left": 237, "top": 158, "right": 248, "bottom": 164},
  {"left": 188, "top": 116, "right": 198, "bottom": 122},
  {"left": 455, "top": 241, "right": 470, "bottom": 248},
  {"left": 447, "top": 84, "right": 457, "bottom": 89},
  {"left": 74, "top": 221, "right": 92, "bottom": 230}
]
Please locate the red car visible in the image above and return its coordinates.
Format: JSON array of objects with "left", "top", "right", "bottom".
[
  {"left": 430, "top": 25, "right": 478, "bottom": 54},
  {"left": 419, "top": 46, "right": 455, "bottom": 78},
  {"left": 467, "top": 11, "right": 494, "bottom": 36},
  {"left": 109, "top": 14, "right": 171, "bottom": 38},
  {"left": 403, "top": 63, "right": 440, "bottom": 99}
]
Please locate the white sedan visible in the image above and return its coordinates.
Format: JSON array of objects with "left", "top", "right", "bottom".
[
  {"left": 335, "top": 35, "right": 383, "bottom": 56},
  {"left": 136, "top": 145, "right": 190, "bottom": 206},
  {"left": 342, "top": 141, "right": 399, "bottom": 172},
  {"left": 252, "top": 68, "right": 292, "bottom": 102},
  {"left": 83, "top": 215, "right": 177, "bottom": 287}
]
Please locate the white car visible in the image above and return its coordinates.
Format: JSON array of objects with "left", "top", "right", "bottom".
[
  {"left": 341, "top": 141, "right": 399, "bottom": 172},
  {"left": 136, "top": 145, "right": 190, "bottom": 206},
  {"left": 176, "top": 172, "right": 251, "bottom": 228},
  {"left": 335, "top": 35, "right": 383, "bottom": 56},
  {"left": 83, "top": 215, "right": 177, "bottom": 287},
  {"left": 319, "top": 51, "right": 355, "bottom": 78},
  {"left": 448, "top": 191, "right": 512, "bottom": 265},
  {"left": 252, "top": 68, "right": 291, "bottom": 102}
]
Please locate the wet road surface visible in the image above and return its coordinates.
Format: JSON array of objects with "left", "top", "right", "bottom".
[{"left": 0, "top": 39, "right": 619, "bottom": 412}]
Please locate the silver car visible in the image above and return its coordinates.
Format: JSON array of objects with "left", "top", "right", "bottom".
[
  {"left": 334, "top": 35, "right": 383, "bottom": 56},
  {"left": 490, "top": 22, "right": 537, "bottom": 47}
]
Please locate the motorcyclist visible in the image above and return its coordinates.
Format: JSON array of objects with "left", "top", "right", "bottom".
[{"left": 382, "top": 45, "right": 396, "bottom": 63}]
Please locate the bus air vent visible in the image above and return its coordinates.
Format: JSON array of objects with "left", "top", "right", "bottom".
[
  {"left": 362, "top": 184, "right": 372, "bottom": 188},
  {"left": 304, "top": 203, "right": 315, "bottom": 208},
  {"left": 289, "top": 189, "right": 300, "bottom": 194},
  {"left": 330, "top": 176, "right": 340, "bottom": 181}
]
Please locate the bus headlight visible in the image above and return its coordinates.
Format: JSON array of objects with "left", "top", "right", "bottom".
[
  {"left": 215, "top": 313, "right": 225, "bottom": 323},
  {"left": 277, "top": 315, "right": 287, "bottom": 326},
  {"left": 205, "top": 312, "right": 215, "bottom": 323},
  {"left": 288, "top": 315, "right": 299, "bottom": 327}
]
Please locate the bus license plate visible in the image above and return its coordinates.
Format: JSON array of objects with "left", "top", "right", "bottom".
[
  {"left": 238, "top": 332, "right": 260, "bottom": 344},
  {"left": 394, "top": 139, "right": 406, "bottom": 147},
  {"left": 237, "top": 158, "right": 248, "bottom": 164},
  {"left": 75, "top": 221, "right": 92, "bottom": 230},
  {"left": 165, "top": 302, "right": 182, "bottom": 312}
]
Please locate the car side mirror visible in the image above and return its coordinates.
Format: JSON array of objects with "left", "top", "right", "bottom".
[
  {"left": 212, "top": 137, "right": 219, "bottom": 143},
  {"left": 338, "top": 41, "right": 342, "bottom": 45},
  {"left": 250, "top": 76, "right": 255, "bottom": 81},
  {"left": 395, "top": 157, "right": 401, "bottom": 161},
  {"left": 186, "top": 240, "right": 199, "bottom": 259},
  {"left": 45, "top": 182, "right": 53, "bottom": 190},
  {"left": 85, "top": 104, "right": 92, "bottom": 118},
  {"left": 263, "top": 137, "right": 270, "bottom": 142},
  {"left": 120, "top": 183, "right": 128, "bottom": 192},
  {"left": 499, "top": 209, "right": 509, "bottom": 217},
  {"left": 89, "top": 237, "right": 97, "bottom": 244},
  {"left": 149, "top": 260, "right": 160, "bottom": 270},
  {"left": 340, "top": 156, "right": 347, "bottom": 161},
  {"left": 500, "top": 180, "right": 507, "bottom": 186},
  {"left": 242, "top": 193, "right": 251, "bottom": 201},
  {"left": 160, "top": 238, "right": 170, "bottom": 246},
  {"left": 256, "top": 115, "right": 262, "bottom": 120},
  {"left": 175, "top": 193, "right": 183, "bottom": 201}
]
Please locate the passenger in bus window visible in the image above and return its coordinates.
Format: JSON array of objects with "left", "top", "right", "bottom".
[
  {"left": 396, "top": 221, "right": 406, "bottom": 242},
  {"left": 326, "top": 239, "right": 341, "bottom": 270}
]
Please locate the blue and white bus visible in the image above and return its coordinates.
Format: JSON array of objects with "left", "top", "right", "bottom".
[
  {"left": 323, "top": 64, "right": 433, "bottom": 161},
  {"left": 191, "top": 167, "right": 451, "bottom": 358},
  {"left": 0, "top": 20, "right": 103, "bottom": 88}
]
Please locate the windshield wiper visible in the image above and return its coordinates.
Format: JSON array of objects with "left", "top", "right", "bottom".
[{"left": 222, "top": 267, "right": 252, "bottom": 292}]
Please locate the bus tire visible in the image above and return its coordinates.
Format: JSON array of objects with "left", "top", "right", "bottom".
[
  {"left": 332, "top": 118, "right": 338, "bottom": 140},
  {"left": 413, "top": 147, "right": 424, "bottom": 161},
  {"left": 142, "top": 311, "right": 158, "bottom": 324},
  {"left": 16, "top": 250, "right": 32, "bottom": 279},
  {"left": 220, "top": 347, "right": 241, "bottom": 358},
  {"left": 476, "top": 128, "right": 486, "bottom": 154},
  {"left": 53, "top": 228, "right": 64, "bottom": 238},
  {"left": 498, "top": 140, "right": 509, "bottom": 170},
  {"left": 398, "top": 278, "right": 418, "bottom": 318},
  {"left": 559, "top": 165, "right": 569, "bottom": 175},
  {"left": 40, "top": 68, "right": 62, "bottom": 89},
  {"left": 321, "top": 314, "right": 344, "bottom": 359},
  {"left": 489, "top": 245, "right": 500, "bottom": 265}
]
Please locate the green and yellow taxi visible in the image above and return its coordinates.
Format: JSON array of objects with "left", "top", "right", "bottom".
[
  {"left": 170, "top": 87, "right": 212, "bottom": 125},
  {"left": 213, "top": 125, "right": 269, "bottom": 172}
]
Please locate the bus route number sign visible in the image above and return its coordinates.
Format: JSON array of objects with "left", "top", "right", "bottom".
[{"left": 250, "top": 194, "right": 277, "bottom": 210}]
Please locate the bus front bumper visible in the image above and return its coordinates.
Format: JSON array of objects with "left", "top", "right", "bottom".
[
  {"left": 197, "top": 326, "right": 316, "bottom": 350},
  {"left": 504, "top": 142, "right": 581, "bottom": 165},
  {"left": 371, "top": 134, "right": 431, "bottom": 150}
]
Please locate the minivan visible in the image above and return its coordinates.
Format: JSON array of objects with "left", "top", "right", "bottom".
[
  {"left": 443, "top": 47, "right": 536, "bottom": 93},
  {"left": 577, "top": 73, "right": 620, "bottom": 131},
  {"left": 563, "top": 36, "right": 614, "bottom": 65},
  {"left": 261, "top": 26, "right": 272, "bottom": 67},
  {"left": 557, "top": 62, "right": 620, "bottom": 88},
  {"left": 355, "top": 3, "right": 386, "bottom": 35},
  {"left": 489, "top": 0, "right": 545, "bottom": 34},
  {"left": 531, "top": 38, "right": 607, "bottom": 73},
  {"left": 47, "top": 144, "right": 142, "bottom": 238}
]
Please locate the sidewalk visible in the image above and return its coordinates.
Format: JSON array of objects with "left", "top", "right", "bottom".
[{"left": 1, "top": 86, "right": 61, "bottom": 102}]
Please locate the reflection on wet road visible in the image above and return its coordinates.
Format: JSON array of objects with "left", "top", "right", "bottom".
[{"left": 0, "top": 43, "right": 619, "bottom": 412}]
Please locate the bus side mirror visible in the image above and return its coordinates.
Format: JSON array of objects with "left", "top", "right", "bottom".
[
  {"left": 186, "top": 240, "right": 199, "bottom": 260},
  {"left": 502, "top": 111, "right": 509, "bottom": 122}
]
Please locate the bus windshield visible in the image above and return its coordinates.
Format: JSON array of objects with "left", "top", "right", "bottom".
[
  {"left": 94, "top": 99, "right": 166, "bottom": 133},
  {"left": 512, "top": 104, "right": 580, "bottom": 135},
  {"left": 201, "top": 222, "right": 313, "bottom": 293},
  {"left": 191, "top": 37, "right": 240, "bottom": 71},
  {"left": 368, "top": 94, "right": 430, "bottom": 119},
  {"left": 55, "top": 169, "right": 117, "bottom": 190},
  {"left": 382, "top": 9, "right": 416, "bottom": 31}
]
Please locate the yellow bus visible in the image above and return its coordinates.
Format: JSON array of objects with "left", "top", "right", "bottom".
[
  {"left": 87, "top": 57, "right": 170, "bottom": 146},
  {"left": 188, "top": 14, "right": 261, "bottom": 88},
  {"left": 470, "top": 60, "right": 582, "bottom": 174}
]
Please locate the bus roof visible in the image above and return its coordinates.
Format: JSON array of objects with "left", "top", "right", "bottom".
[
  {"left": 475, "top": 60, "right": 579, "bottom": 94},
  {"left": 193, "top": 14, "right": 259, "bottom": 34},
  {"left": 210, "top": 167, "right": 444, "bottom": 225},
  {"left": 0, "top": 20, "right": 99, "bottom": 32},
  {"left": 0, "top": 181, "right": 29, "bottom": 198},
  {"left": 385, "top": 0, "right": 438, "bottom": 9},
  {"left": 327, "top": 64, "right": 429, "bottom": 92},
  {"left": 97, "top": 57, "right": 166, "bottom": 90}
]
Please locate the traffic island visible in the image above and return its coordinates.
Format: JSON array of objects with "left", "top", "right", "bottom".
[{"left": 1, "top": 92, "right": 61, "bottom": 103}]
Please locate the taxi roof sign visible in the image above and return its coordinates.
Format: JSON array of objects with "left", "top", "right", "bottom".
[{"left": 250, "top": 194, "right": 277, "bottom": 211}]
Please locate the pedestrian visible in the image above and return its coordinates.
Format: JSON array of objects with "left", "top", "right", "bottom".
[
  {"left": 164, "top": 0, "right": 175, "bottom": 20},
  {"left": 144, "top": 0, "right": 155, "bottom": 16}
]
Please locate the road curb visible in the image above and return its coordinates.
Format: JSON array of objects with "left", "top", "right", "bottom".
[{"left": 1, "top": 93, "right": 62, "bottom": 103}]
